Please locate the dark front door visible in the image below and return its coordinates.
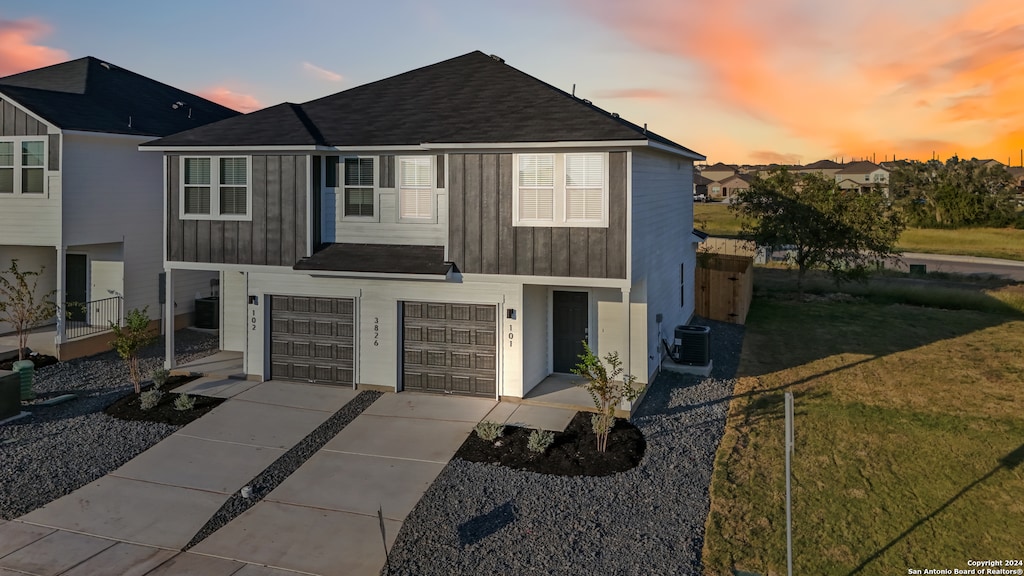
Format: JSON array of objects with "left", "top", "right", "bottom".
[
  {"left": 65, "top": 254, "right": 87, "bottom": 322},
  {"left": 553, "top": 290, "right": 588, "bottom": 373}
]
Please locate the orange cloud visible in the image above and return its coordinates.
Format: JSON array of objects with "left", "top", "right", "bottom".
[
  {"left": 575, "top": 0, "right": 1024, "bottom": 162},
  {"left": 0, "top": 18, "right": 67, "bottom": 76},
  {"left": 597, "top": 88, "right": 671, "bottom": 100},
  {"left": 196, "top": 87, "right": 262, "bottom": 113},
  {"left": 749, "top": 150, "right": 802, "bottom": 165}
]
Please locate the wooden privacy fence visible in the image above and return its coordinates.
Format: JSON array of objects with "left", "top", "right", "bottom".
[{"left": 695, "top": 253, "right": 754, "bottom": 325}]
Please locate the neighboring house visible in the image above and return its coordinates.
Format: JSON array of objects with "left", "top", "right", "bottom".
[
  {"left": 836, "top": 160, "right": 889, "bottom": 192},
  {"left": 699, "top": 162, "right": 738, "bottom": 182},
  {"left": 712, "top": 174, "right": 752, "bottom": 200},
  {"left": 0, "top": 57, "right": 238, "bottom": 358},
  {"left": 144, "top": 51, "right": 705, "bottom": 407},
  {"left": 794, "top": 159, "right": 843, "bottom": 179},
  {"left": 1008, "top": 166, "right": 1024, "bottom": 192},
  {"left": 694, "top": 173, "right": 711, "bottom": 197}
]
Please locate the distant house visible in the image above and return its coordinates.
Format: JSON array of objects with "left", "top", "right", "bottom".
[
  {"left": 976, "top": 159, "right": 1006, "bottom": 169},
  {"left": 699, "top": 162, "right": 738, "bottom": 182},
  {"left": 836, "top": 161, "right": 889, "bottom": 193},
  {"left": 712, "top": 174, "right": 752, "bottom": 200},
  {"left": 0, "top": 57, "right": 238, "bottom": 358},
  {"left": 1008, "top": 167, "right": 1024, "bottom": 193},
  {"left": 795, "top": 159, "right": 843, "bottom": 179},
  {"left": 694, "top": 173, "right": 711, "bottom": 197}
]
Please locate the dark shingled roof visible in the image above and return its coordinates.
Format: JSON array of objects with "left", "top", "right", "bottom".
[
  {"left": 837, "top": 160, "right": 884, "bottom": 175},
  {"left": 145, "top": 51, "right": 702, "bottom": 157},
  {"left": 293, "top": 243, "right": 452, "bottom": 276},
  {"left": 0, "top": 57, "right": 239, "bottom": 136},
  {"left": 799, "top": 159, "right": 841, "bottom": 170}
]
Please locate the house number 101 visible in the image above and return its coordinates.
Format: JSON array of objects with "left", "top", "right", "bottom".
[{"left": 508, "top": 325, "right": 513, "bottom": 347}]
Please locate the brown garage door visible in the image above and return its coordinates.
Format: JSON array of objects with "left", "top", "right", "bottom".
[
  {"left": 270, "top": 296, "right": 354, "bottom": 386},
  {"left": 402, "top": 302, "right": 496, "bottom": 397}
]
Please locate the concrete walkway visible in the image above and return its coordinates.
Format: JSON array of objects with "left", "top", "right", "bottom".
[{"left": 0, "top": 381, "right": 571, "bottom": 576}]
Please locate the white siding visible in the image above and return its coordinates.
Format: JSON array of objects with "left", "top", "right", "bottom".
[
  {"left": 321, "top": 187, "right": 448, "bottom": 246},
  {"left": 243, "top": 272, "right": 523, "bottom": 396},
  {"left": 221, "top": 270, "right": 246, "bottom": 352},
  {"left": 0, "top": 245, "right": 56, "bottom": 335},
  {"left": 522, "top": 284, "right": 548, "bottom": 394},
  {"left": 0, "top": 175, "right": 61, "bottom": 246},
  {"left": 630, "top": 148, "right": 697, "bottom": 381}
]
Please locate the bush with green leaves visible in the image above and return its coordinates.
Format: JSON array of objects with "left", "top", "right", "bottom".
[
  {"left": 0, "top": 259, "right": 57, "bottom": 361},
  {"left": 110, "top": 307, "right": 157, "bottom": 394},
  {"left": 474, "top": 420, "right": 505, "bottom": 442},
  {"left": 173, "top": 393, "right": 196, "bottom": 412},
  {"left": 572, "top": 341, "right": 645, "bottom": 452},
  {"left": 139, "top": 389, "right": 162, "bottom": 411},
  {"left": 527, "top": 428, "right": 555, "bottom": 454},
  {"left": 151, "top": 368, "right": 170, "bottom": 389}
]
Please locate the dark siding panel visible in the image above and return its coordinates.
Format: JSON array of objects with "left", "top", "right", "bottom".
[
  {"left": 183, "top": 220, "right": 197, "bottom": 262},
  {"left": 280, "top": 156, "right": 296, "bottom": 265},
  {"left": 197, "top": 221, "right": 212, "bottom": 263},
  {"left": 311, "top": 156, "right": 321, "bottom": 252},
  {"left": 497, "top": 154, "right": 515, "bottom": 275},
  {"left": 551, "top": 228, "right": 570, "bottom": 276},
  {"left": 480, "top": 154, "right": 499, "bottom": 274},
  {"left": 47, "top": 134, "right": 59, "bottom": 170},
  {"left": 168, "top": 156, "right": 182, "bottom": 261},
  {"left": 448, "top": 154, "right": 465, "bottom": 269},
  {"left": 251, "top": 155, "right": 268, "bottom": 265},
  {"left": 210, "top": 221, "right": 224, "bottom": 263},
  {"left": 607, "top": 151, "right": 627, "bottom": 278},
  {"left": 294, "top": 155, "right": 308, "bottom": 260},
  {"left": 515, "top": 228, "right": 534, "bottom": 275},
  {"left": 588, "top": 228, "right": 607, "bottom": 278},
  {"left": 463, "top": 154, "right": 482, "bottom": 272},
  {"left": 436, "top": 154, "right": 446, "bottom": 189},
  {"left": 224, "top": 221, "right": 238, "bottom": 264},
  {"left": 379, "top": 155, "right": 395, "bottom": 188},
  {"left": 2, "top": 101, "right": 16, "bottom": 135},
  {"left": 533, "top": 227, "right": 551, "bottom": 276},
  {"left": 569, "top": 228, "right": 588, "bottom": 277},
  {"left": 267, "top": 156, "right": 283, "bottom": 266}
]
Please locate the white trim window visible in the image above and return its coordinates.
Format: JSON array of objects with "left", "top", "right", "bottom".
[
  {"left": 180, "top": 156, "right": 251, "bottom": 220},
  {"left": 398, "top": 156, "right": 433, "bottom": 220},
  {"left": 343, "top": 157, "right": 375, "bottom": 218},
  {"left": 0, "top": 138, "right": 46, "bottom": 195},
  {"left": 513, "top": 152, "right": 607, "bottom": 227}
]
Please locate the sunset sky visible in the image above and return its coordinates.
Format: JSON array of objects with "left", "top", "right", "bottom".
[{"left": 2, "top": 0, "right": 1022, "bottom": 166}]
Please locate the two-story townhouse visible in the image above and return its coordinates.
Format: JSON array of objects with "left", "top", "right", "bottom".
[
  {"left": 836, "top": 160, "right": 889, "bottom": 193},
  {"left": 699, "top": 162, "right": 738, "bottom": 182},
  {"left": 0, "top": 57, "right": 238, "bottom": 358},
  {"left": 145, "top": 51, "right": 705, "bottom": 409},
  {"left": 793, "top": 159, "right": 843, "bottom": 179}
]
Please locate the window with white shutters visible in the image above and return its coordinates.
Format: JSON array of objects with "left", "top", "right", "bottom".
[
  {"left": 517, "top": 154, "right": 555, "bottom": 222},
  {"left": 565, "top": 153, "right": 604, "bottom": 222},
  {"left": 181, "top": 156, "right": 249, "bottom": 219},
  {"left": 399, "top": 156, "right": 433, "bottom": 219},
  {"left": 0, "top": 138, "right": 47, "bottom": 195}
]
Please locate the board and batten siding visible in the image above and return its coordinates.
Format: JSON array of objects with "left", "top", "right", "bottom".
[
  {"left": 166, "top": 154, "right": 308, "bottom": 266},
  {"left": 448, "top": 152, "right": 626, "bottom": 279},
  {"left": 630, "top": 147, "right": 697, "bottom": 380},
  {"left": 0, "top": 97, "right": 61, "bottom": 247}
]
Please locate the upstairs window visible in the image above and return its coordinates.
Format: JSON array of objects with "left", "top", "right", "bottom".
[
  {"left": 399, "top": 156, "right": 433, "bottom": 220},
  {"left": 344, "top": 157, "right": 375, "bottom": 217},
  {"left": 0, "top": 139, "right": 46, "bottom": 195},
  {"left": 565, "top": 153, "right": 604, "bottom": 222},
  {"left": 181, "top": 156, "right": 249, "bottom": 219},
  {"left": 513, "top": 152, "right": 607, "bottom": 227},
  {"left": 517, "top": 154, "right": 555, "bottom": 222}
]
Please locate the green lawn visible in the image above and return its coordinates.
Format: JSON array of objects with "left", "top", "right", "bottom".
[
  {"left": 693, "top": 203, "right": 1024, "bottom": 261},
  {"left": 702, "top": 269, "right": 1024, "bottom": 575}
]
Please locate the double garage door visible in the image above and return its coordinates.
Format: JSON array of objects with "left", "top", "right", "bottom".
[
  {"left": 270, "top": 296, "right": 496, "bottom": 397},
  {"left": 402, "top": 302, "right": 497, "bottom": 397}
]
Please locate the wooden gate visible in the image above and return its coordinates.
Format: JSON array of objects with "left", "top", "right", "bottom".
[{"left": 695, "top": 253, "right": 754, "bottom": 325}]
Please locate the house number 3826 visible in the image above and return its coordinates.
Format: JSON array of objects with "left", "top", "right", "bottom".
[{"left": 373, "top": 317, "right": 380, "bottom": 346}]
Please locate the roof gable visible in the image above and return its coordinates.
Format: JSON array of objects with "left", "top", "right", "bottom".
[
  {"left": 0, "top": 57, "right": 240, "bottom": 137},
  {"left": 837, "top": 160, "right": 885, "bottom": 175},
  {"left": 147, "top": 51, "right": 701, "bottom": 157}
]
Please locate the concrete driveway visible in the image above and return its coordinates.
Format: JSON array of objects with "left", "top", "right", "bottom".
[{"left": 0, "top": 382, "right": 498, "bottom": 576}]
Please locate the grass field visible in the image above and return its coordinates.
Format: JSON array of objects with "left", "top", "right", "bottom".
[
  {"left": 693, "top": 202, "right": 1024, "bottom": 261},
  {"left": 702, "top": 269, "right": 1024, "bottom": 575}
]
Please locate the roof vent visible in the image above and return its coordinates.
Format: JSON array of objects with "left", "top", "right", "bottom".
[
  {"left": 489, "top": 54, "right": 504, "bottom": 63},
  {"left": 582, "top": 99, "right": 592, "bottom": 105},
  {"left": 612, "top": 112, "right": 620, "bottom": 118},
  {"left": 99, "top": 62, "right": 112, "bottom": 70}
]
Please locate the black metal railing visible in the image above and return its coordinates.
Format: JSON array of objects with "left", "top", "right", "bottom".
[{"left": 64, "top": 296, "right": 123, "bottom": 340}]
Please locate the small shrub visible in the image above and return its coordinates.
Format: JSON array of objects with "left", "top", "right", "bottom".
[
  {"left": 527, "top": 428, "right": 555, "bottom": 454},
  {"left": 475, "top": 420, "right": 505, "bottom": 442},
  {"left": 151, "top": 368, "right": 170, "bottom": 389},
  {"left": 139, "top": 389, "right": 163, "bottom": 411},
  {"left": 173, "top": 393, "right": 195, "bottom": 411},
  {"left": 572, "top": 341, "right": 645, "bottom": 452},
  {"left": 110, "top": 307, "right": 157, "bottom": 394}
]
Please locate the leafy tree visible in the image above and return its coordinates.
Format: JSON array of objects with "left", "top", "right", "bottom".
[
  {"left": 110, "top": 307, "right": 157, "bottom": 394},
  {"left": 889, "top": 157, "right": 1018, "bottom": 228},
  {"left": 0, "top": 259, "right": 57, "bottom": 361},
  {"left": 732, "top": 169, "right": 904, "bottom": 294},
  {"left": 572, "top": 341, "right": 644, "bottom": 452}
]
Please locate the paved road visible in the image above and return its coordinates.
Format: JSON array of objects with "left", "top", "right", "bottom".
[{"left": 895, "top": 252, "right": 1024, "bottom": 281}]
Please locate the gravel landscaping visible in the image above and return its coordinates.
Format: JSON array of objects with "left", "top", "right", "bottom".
[
  {"left": 0, "top": 330, "right": 219, "bottom": 520},
  {"left": 384, "top": 317, "right": 745, "bottom": 576}
]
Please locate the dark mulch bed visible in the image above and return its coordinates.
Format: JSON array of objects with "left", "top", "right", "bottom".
[
  {"left": 454, "top": 411, "right": 645, "bottom": 477},
  {"left": 0, "top": 353, "right": 60, "bottom": 371},
  {"left": 104, "top": 375, "right": 224, "bottom": 426}
]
